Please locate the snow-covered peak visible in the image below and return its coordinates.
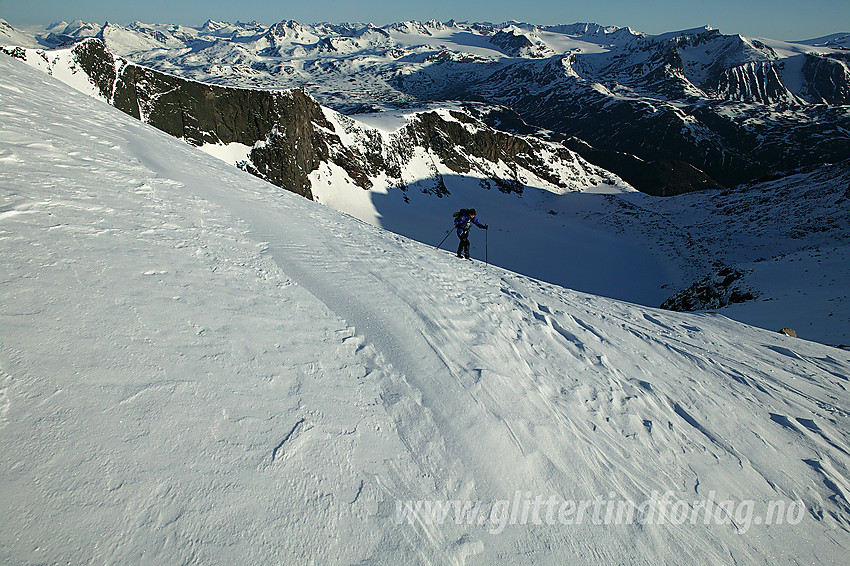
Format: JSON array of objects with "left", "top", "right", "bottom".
[
  {"left": 62, "top": 19, "right": 96, "bottom": 34},
  {"left": 385, "top": 20, "right": 434, "bottom": 36},
  {"left": 544, "top": 22, "right": 607, "bottom": 36},
  {"left": 200, "top": 19, "right": 228, "bottom": 31},
  {"left": 649, "top": 25, "right": 717, "bottom": 42},
  {"left": 543, "top": 22, "right": 644, "bottom": 45},
  {"left": 0, "top": 19, "right": 41, "bottom": 48},
  {"left": 424, "top": 18, "right": 450, "bottom": 31},
  {"left": 798, "top": 32, "right": 850, "bottom": 49},
  {"left": 99, "top": 22, "right": 170, "bottom": 52},
  {"left": 489, "top": 26, "right": 554, "bottom": 58},
  {"left": 268, "top": 20, "right": 314, "bottom": 39}
]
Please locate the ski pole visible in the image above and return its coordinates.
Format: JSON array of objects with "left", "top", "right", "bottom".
[
  {"left": 485, "top": 228, "right": 488, "bottom": 265},
  {"left": 436, "top": 227, "right": 454, "bottom": 249}
]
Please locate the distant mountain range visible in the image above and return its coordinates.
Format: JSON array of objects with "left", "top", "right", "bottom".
[{"left": 3, "top": 18, "right": 848, "bottom": 194}]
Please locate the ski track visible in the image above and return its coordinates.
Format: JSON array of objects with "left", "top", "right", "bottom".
[
  {"left": 2, "top": 55, "right": 850, "bottom": 564},
  {"left": 187, "top": 154, "right": 850, "bottom": 562}
]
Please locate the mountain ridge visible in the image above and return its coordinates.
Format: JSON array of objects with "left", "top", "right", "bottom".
[
  {"left": 3, "top": 17, "right": 846, "bottom": 192},
  {"left": 3, "top": 37, "right": 617, "bottom": 202}
]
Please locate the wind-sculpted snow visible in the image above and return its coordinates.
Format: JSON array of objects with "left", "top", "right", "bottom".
[{"left": 2, "top": 52, "right": 850, "bottom": 565}]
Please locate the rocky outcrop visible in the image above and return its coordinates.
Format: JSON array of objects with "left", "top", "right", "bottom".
[
  {"left": 489, "top": 29, "right": 552, "bottom": 58},
  {"left": 401, "top": 111, "right": 590, "bottom": 191},
  {"left": 708, "top": 61, "right": 794, "bottom": 104},
  {"left": 71, "top": 39, "right": 341, "bottom": 198},
  {"left": 661, "top": 267, "right": 756, "bottom": 311},
  {"left": 320, "top": 107, "right": 609, "bottom": 196}
]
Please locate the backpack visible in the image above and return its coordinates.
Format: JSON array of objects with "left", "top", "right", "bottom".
[{"left": 453, "top": 209, "right": 470, "bottom": 229}]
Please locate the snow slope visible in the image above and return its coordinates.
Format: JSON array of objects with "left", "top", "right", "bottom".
[
  {"left": 2, "top": 54, "right": 850, "bottom": 565},
  {"left": 0, "top": 19, "right": 41, "bottom": 49},
  {"left": 640, "top": 167, "right": 850, "bottom": 346},
  {"left": 4, "top": 39, "right": 847, "bottom": 345}
]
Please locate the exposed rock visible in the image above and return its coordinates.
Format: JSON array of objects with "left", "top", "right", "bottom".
[
  {"left": 489, "top": 29, "right": 552, "bottom": 58},
  {"left": 778, "top": 328, "right": 798, "bottom": 338},
  {"left": 72, "top": 39, "right": 335, "bottom": 199},
  {"left": 469, "top": 105, "right": 724, "bottom": 195},
  {"left": 562, "top": 139, "right": 724, "bottom": 196},
  {"left": 802, "top": 53, "right": 850, "bottom": 105},
  {"left": 708, "top": 61, "right": 794, "bottom": 104},
  {"left": 661, "top": 267, "right": 757, "bottom": 311}
]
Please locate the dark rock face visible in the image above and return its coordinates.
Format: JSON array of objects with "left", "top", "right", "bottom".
[
  {"left": 318, "top": 107, "right": 606, "bottom": 197},
  {"left": 73, "top": 40, "right": 334, "bottom": 198},
  {"left": 469, "top": 96, "right": 725, "bottom": 195},
  {"left": 404, "top": 111, "right": 550, "bottom": 185},
  {"left": 803, "top": 54, "right": 850, "bottom": 105},
  {"left": 708, "top": 61, "right": 790, "bottom": 104},
  {"left": 561, "top": 140, "right": 723, "bottom": 196},
  {"left": 488, "top": 30, "right": 550, "bottom": 58}
]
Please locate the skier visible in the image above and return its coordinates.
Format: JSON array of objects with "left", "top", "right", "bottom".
[{"left": 453, "top": 208, "right": 488, "bottom": 259}]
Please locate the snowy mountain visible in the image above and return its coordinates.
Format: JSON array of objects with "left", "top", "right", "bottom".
[
  {"left": 5, "top": 18, "right": 847, "bottom": 193},
  {"left": 2, "top": 49, "right": 850, "bottom": 566},
  {"left": 799, "top": 32, "right": 850, "bottom": 50},
  {"left": 1, "top": 38, "right": 616, "bottom": 201},
  {"left": 2, "top": 34, "right": 849, "bottom": 345},
  {"left": 0, "top": 19, "right": 41, "bottom": 48}
]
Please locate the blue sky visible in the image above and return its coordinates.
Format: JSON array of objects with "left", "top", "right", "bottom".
[{"left": 1, "top": 0, "right": 847, "bottom": 40}]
